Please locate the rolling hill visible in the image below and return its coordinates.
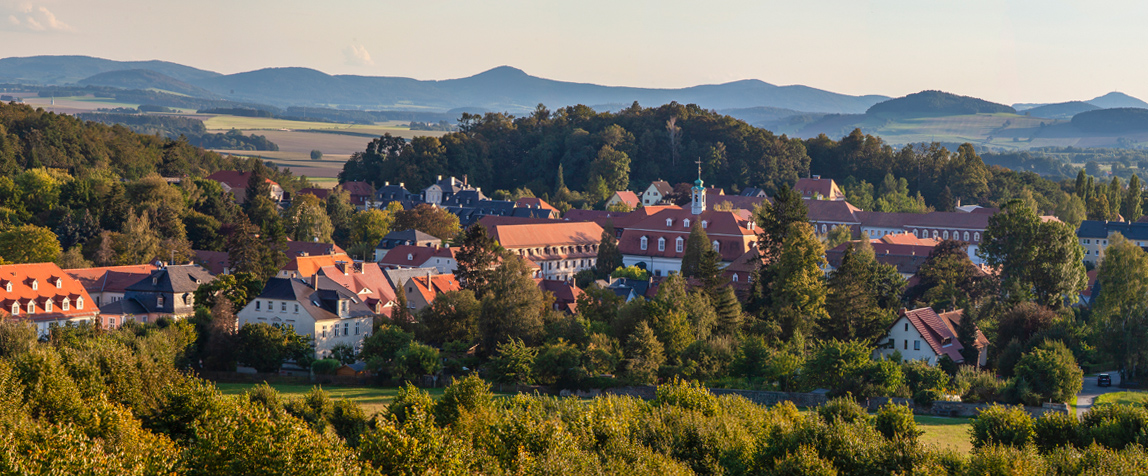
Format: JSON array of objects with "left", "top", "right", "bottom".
[
  {"left": 866, "top": 90, "right": 1015, "bottom": 117},
  {"left": 78, "top": 69, "right": 220, "bottom": 98},
  {"left": 1087, "top": 92, "right": 1148, "bottom": 110},
  {"left": 1021, "top": 101, "right": 1099, "bottom": 120},
  {"left": 0, "top": 55, "right": 220, "bottom": 85}
]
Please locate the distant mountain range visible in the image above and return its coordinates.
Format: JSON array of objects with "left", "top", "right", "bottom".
[{"left": 0, "top": 55, "right": 887, "bottom": 114}]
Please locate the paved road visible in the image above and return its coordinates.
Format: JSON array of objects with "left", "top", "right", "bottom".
[{"left": 1076, "top": 371, "right": 1121, "bottom": 417}]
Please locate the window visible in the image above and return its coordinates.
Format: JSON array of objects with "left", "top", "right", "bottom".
[
  {"left": 913, "top": 340, "right": 921, "bottom": 351},
  {"left": 26, "top": 302, "right": 33, "bottom": 314},
  {"left": 30, "top": 280, "right": 37, "bottom": 291},
  {"left": 912, "top": 229, "right": 918, "bottom": 237},
  {"left": 675, "top": 237, "right": 684, "bottom": 253},
  {"left": 712, "top": 240, "right": 720, "bottom": 253},
  {"left": 62, "top": 299, "right": 69, "bottom": 311},
  {"left": 932, "top": 230, "right": 938, "bottom": 239},
  {"left": 732, "top": 274, "right": 739, "bottom": 282},
  {"left": 903, "top": 339, "right": 908, "bottom": 349},
  {"left": 281, "top": 302, "right": 287, "bottom": 312},
  {"left": 322, "top": 326, "right": 328, "bottom": 338},
  {"left": 640, "top": 236, "right": 648, "bottom": 250},
  {"left": 355, "top": 322, "right": 361, "bottom": 335},
  {"left": 294, "top": 304, "right": 299, "bottom": 313},
  {"left": 665, "top": 218, "right": 673, "bottom": 227},
  {"left": 702, "top": 220, "right": 708, "bottom": 229},
  {"left": 943, "top": 231, "right": 949, "bottom": 239},
  {"left": 821, "top": 224, "right": 827, "bottom": 234},
  {"left": 109, "top": 318, "right": 116, "bottom": 327},
  {"left": 76, "top": 297, "right": 83, "bottom": 310},
  {"left": 158, "top": 296, "right": 164, "bottom": 307},
  {"left": 904, "top": 323, "right": 908, "bottom": 331},
  {"left": 45, "top": 301, "right": 51, "bottom": 312},
  {"left": 657, "top": 237, "right": 665, "bottom": 251},
  {"left": 344, "top": 323, "right": 349, "bottom": 336},
  {"left": 55, "top": 278, "right": 61, "bottom": 288},
  {"left": 683, "top": 219, "right": 690, "bottom": 228},
  {"left": 974, "top": 232, "right": 980, "bottom": 241},
  {"left": 963, "top": 231, "right": 970, "bottom": 241},
  {"left": 256, "top": 301, "right": 261, "bottom": 311}
]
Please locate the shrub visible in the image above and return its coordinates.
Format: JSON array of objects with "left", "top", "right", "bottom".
[
  {"left": 901, "top": 359, "right": 949, "bottom": 395},
  {"left": 1013, "top": 340, "right": 1083, "bottom": 405},
  {"left": 330, "top": 399, "right": 367, "bottom": 447},
  {"left": 654, "top": 377, "right": 718, "bottom": 416},
  {"left": 970, "top": 405, "right": 1035, "bottom": 448},
  {"left": 434, "top": 374, "right": 494, "bottom": 426},
  {"left": 913, "top": 388, "right": 944, "bottom": 407},
  {"left": 817, "top": 396, "right": 870, "bottom": 425},
  {"left": 387, "top": 383, "right": 435, "bottom": 425},
  {"left": 965, "top": 444, "right": 1046, "bottom": 476},
  {"left": 955, "top": 366, "right": 1006, "bottom": 403},
  {"left": 1081, "top": 403, "right": 1148, "bottom": 450},
  {"left": 310, "top": 358, "right": 341, "bottom": 375},
  {"left": 772, "top": 445, "right": 838, "bottom": 476},
  {"left": 875, "top": 402, "right": 920, "bottom": 441},
  {"left": 245, "top": 382, "right": 283, "bottom": 414},
  {"left": 310, "top": 149, "right": 322, "bottom": 160},
  {"left": 1033, "top": 411, "right": 1081, "bottom": 453}
]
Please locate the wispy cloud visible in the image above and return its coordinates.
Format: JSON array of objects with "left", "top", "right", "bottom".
[
  {"left": 343, "top": 43, "right": 373, "bottom": 67},
  {"left": 7, "top": 4, "right": 73, "bottom": 32}
]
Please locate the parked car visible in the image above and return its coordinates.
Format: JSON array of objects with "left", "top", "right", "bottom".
[{"left": 1098, "top": 374, "right": 1112, "bottom": 387}]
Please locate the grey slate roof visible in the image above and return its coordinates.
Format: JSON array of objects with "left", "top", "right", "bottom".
[
  {"left": 1077, "top": 220, "right": 1148, "bottom": 240},
  {"left": 254, "top": 276, "right": 374, "bottom": 322},
  {"left": 125, "top": 265, "right": 215, "bottom": 293},
  {"left": 382, "top": 267, "right": 441, "bottom": 290},
  {"left": 376, "top": 229, "right": 442, "bottom": 250}
]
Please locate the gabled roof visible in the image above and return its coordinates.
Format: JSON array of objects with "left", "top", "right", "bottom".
[
  {"left": 255, "top": 277, "right": 374, "bottom": 322},
  {"left": 827, "top": 242, "right": 933, "bottom": 275},
  {"left": 378, "top": 245, "right": 453, "bottom": 268},
  {"left": 515, "top": 197, "right": 559, "bottom": 212},
  {"left": 376, "top": 229, "right": 441, "bottom": 249},
  {"left": 286, "top": 240, "right": 346, "bottom": 257},
  {"left": 125, "top": 265, "right": 215, "bottom": 294},
  {"left": 194, "top": 250, "right": 230, "bottom": 276},
  {"left": 65, "top": 264, "right": 159, "bottom": 295},
  {"left": 0, "top": 263, "right": 99, "bottom": 321},
  {"left": 282, "top": 254, "right": 353, "bottom": 277},
  {"left": 206, "top": 170, "right": 279, "bottom": 190},
  {"left": 794, "top": 177, "right": 844, "bottom": 200},
  {"left": 879, "top": 232, "right": 940, "bottom": 246},
  {"left": 374, "top": 182, "right": 415, "bottom": 201},
  {"left": 617, "top": 206, "right": 756, "bottom": 262},
  {"left": 382, "top": 267, "right": 440, "bottom": 290},
  {"left": 316, "top": 262, "right": 397, "bottom": 305},
  {"left": 740, "top": 187, "right": 769, "bottom": 197},
  {"left": 338, "top": 181, "right": 375, "bottom": 196},
  {"left": 647, "top": 181, "right": 673, "bottom": 196},
  {"left": 606, "top": 278, "right": 649, "bottom": 299},
  {"left": 536, "top": 279, "right": 583, "bottom": 309},
  {"left": 898, "top": 307, "right": 966, "bottom": 363},
  {"left": 937, "top": 310, "right": 989, "bottom": 349},
  {"left": 406, "top": 274, "right": 462, "bottom": 303},
  {"left": 1078, "top": 220, "right": 1148, "bottom": 240},
  {"left": 296, "top": 188, "right": 330, "bottom": 200},
  {"left": 807, "top": 200, "right": 863, "bottom": 224},
  {"left": 489, "top": 222, "right": 604, "bottom": 249},
  {"left": 609, "top": 191, "right": 640, "bottom": 208}
]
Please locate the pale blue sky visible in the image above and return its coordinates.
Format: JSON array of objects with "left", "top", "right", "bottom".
[{"left": 2, "top": 0, "right": 1144, "bottom": 104}]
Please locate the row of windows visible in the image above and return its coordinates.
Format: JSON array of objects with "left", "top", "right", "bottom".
[
  {"left": 321, "top": 321, "right": 362, "bottom": 338},
  {"left": 546, "top": 258, "right": 594, "bottom": 270},
  {"left": 519, "top": 244, "right": 599, "bottom": 257},
  {"left": 812, "top": 223, "right": 982, "bottom": 242},
  {"left": 255, "top": 300, "right": 301, "bottom": 314},
  {"left": 1080, "top": 239, "right": 1108, "bottom": 245},
  {"left": 666, "top": 218, "right": 709, "bottom": 229},
  {"left": 10, "top": 297, "right": 82, "bottom": 315},
  {"left": 639, "top": 236, "right": 721, "bottom": 253}
]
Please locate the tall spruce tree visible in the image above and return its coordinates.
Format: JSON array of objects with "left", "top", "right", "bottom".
[
  {"left": 822, "top": 243, "right": 890, "bottom": 344},
  {"left": 680, "top": 221, "right": 710, "bottom": 278},
  {"left": 955, "top": 307, "right": 981, "bottom": 366},
  {"left": 749, "top": 185, "right": 809, "bottom": 315},
  {"left": 456, "top": 224, "right": 499, "bottom": 298},
  {"left": 1125, "top": 174, "right": 1143, "bottom": 222},
  {"left": 1109, "top": 177, "right": 1123, "bottom": 219},
  {"left": 595, "top": 221, "right": 623, "bottom": 278},
  {"left": 769, "top": 222, "right": 828, "bottom": 339}
]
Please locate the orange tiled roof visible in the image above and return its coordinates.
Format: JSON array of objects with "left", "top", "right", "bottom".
[
  {"left": 0, "top": 263, "right": 98, "bottom": 321},
  {"left": 611, "top": 191, "right": 640, "bottom": 208},
  {"left": 408, "top": 274, "right": 462, "bottom": 303},
  {"left": 282, "top": 253, "right": 353, "bottom": 277},
  {"left": 515, "top": 197, "right": 559, "bottom": 212},
  {"left": 316, "top": 262, "right": 397, "bottom": 305},
  {"left": 489, "top": 222, "right": 603, "bottom": 249}
]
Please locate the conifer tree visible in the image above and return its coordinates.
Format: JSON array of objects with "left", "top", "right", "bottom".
[
  {"left": 456, "top": 224, "right": 499, "bottom": 297},
  {"left": 769, "top": 222, "right": 828, "bottom": 339},
  {"left": 956, "top": 307, "right": 981, "bottom": 366},
  {"left": 1125, "top": 174, "right": 1143, "bottom": 222},
  {"left": 711, "top": 286, "right": 743, "bottom": 336},
  {"left": 822, "top": 243, "right": 889, "bottom": 344},
  {"left": 680, "top": 221, "right": 710, "bottom": 278},
  {"left": 595, "top": 221, "right": 623, "bottom": 278}
]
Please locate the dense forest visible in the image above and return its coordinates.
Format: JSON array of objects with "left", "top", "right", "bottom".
[{"left": 866, "top": 90, "right": 1016, "bottom": 116}]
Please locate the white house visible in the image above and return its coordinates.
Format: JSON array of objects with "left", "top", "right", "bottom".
[
  {"left": 236, "top": 276, "right": 376, "bottom": 359},
  {"left": 642, "top": 181, "right": 673, "bottom": 206},
  {"left": 873, "top": 307, "right": 987, "bottom": 367}
]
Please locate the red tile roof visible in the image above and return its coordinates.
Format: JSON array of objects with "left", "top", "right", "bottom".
[
  {"left": 617, "top": 206, "right": 756, "bottom": 262},
  {"left": 489, "top": 222, "right": 604, "bottom": 249},
  {"left": 899, "top": 307, "right": 966, "bottom": 363},
  {"left": 515, "top": 197, "right": 559, "bottom": 212},
  {"left": 65, "top": 264, "right": 159, "bottom": 295},
  {"left": 297, "top": 188, "right": 331, "bottom": 200},
  {"left": 316, "top": 262, "right": 397, "bottom": 307},
  {"left": 938, "top": 310, "right": 989, "bottom": 349},
  {"left": 610, "top": 191, "right": 640, "bottom": 208},
  {"left": 286, "top": 240, "right": 346, "bottom": 257},
  {"left": 536, "top": 279, "right": 583, "bottom": 313},
  {"left": 206, "top": 170, "right": 279, "bottom": 189},
  {"left": 408, "top": 274, "right": 462, "bottom": 303},
  {"left": 0, "top": 263, "right": 99, "bottom": 322},
  {"left": 194, "top": 250, "right": 230, "bottom": 276},
  {"left": 648, "top": 181, "right": 673, "bottom": 196},
  {"left": 282, "top": 254, "right": 353, "bottom": 277},
  {"left": 379, "top": 245, "right": 454, "bottom": 269},
  {"left": 795, "top": 177, "right": 845, "bottom": 200}
]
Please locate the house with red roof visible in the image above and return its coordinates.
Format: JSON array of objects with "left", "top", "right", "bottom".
[
  {"left": 618, "top": 176, "right": 758, "bottom": 277},
  {"left": 0, "top": 263, "right": 100, "bottom": 336},
  {"left": 795, "top": 176, "right": 846, "bottom": 201},
  {"left": 278, "top": 254, "right": 354, "bottom": 279},
  {"left": 206, "top": 170, "right": 284, "bottom": 204},
  {"left": 337, "top": 181, "right": 376, "bottom": 209},
  {"left": 296, "top": 187, "right": 330, "bottom": 201},
  {"left": 402, "top": 274, "right": 462, "bottom": 312},
  {"left": 488, "top": 221, "right": 604, "bottom": 282},
  {"left": 314, "top": 262, "right": 396, "bottom": 315},
  {"left": 377, "top": 244, "right": 458, "bottom": 274},
  {"left": 605, "top": 191, "right": 640, "bottom": 210},
  {"left": 65, "top": 264, "right": 159, "bottom": 308},
  {"left": 722, "top": 247, "right": 764, "bottom": 295},
  {"left": 641, "top": 181, "right": 674, "bottom": 206},
  {"left": 536, "top": 279, "right": 584, "bottom": 314},
  {"left": 874, "top": 307, "right": 987, "bottom": 367}
]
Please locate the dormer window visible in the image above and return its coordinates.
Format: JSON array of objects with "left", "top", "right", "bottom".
[
  {"left": 76, "top": 297, "right": 83, "bottom": 310},
  {"left": 10, "top": 303, "right": 16, "bottom": 315},
  {"left": 55, "top": 278, "right": 61, "bottom": 288},
  {"left": 26, "top": 302, "right": 33, "bottom": 314},
  {"left": 62, "top": 298, "right": 69, "bottom": 311},
  {"left": 732, "top": 274, "right": 739, "bottom": 282},
  {"left": 683, "top": 219, "right": 690, "bottom": 228},
  {"left": 665, "top": 218, "right": 673, "bottom": 227},
  {"left": 712, "top": 240, "right": 720, "bottom": 253},
  {"left": 44, "top": 300, "right": 51, "bottom": 312},
  {"left": 407, "top": 253, "right": 414, "bottom": 261},
  {"left": 30, "top": 280, "right": 37, "bottom": 291},
  {"left": 657, "top": 237, "right": 665, "bottom": 251},
  {"left": 702, "top": 220, "right": 708, "bottom": 229},
  {"left": 157, "top": 296, "right": 165, "bottom": 307},
  {"left": 676, "top": 237, "right": 684, "bottom": 253},
  {"left": 640, "top": 236, "right": 648, "bottom": 250}
]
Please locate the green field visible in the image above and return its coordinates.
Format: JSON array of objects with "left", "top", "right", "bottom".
[
  {"left": 214, "top": 382, "right": 447, "bottom": 416},
  {"left": 915, "top": 415, "right": 972, "bottom": 453},
  {"left": 1094, "top": 391, "right": 1148, "bottom": 406}
]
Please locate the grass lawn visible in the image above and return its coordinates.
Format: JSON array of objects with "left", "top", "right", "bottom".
[
  {"left": 1094, "top": 391, "right": 1148, "bottom": 406},
  {"left": 214, "top": 382, "right": 446, "bottom": 416},
  {"left": 915, "top": 415, "right": 972, "bottom": 454}
]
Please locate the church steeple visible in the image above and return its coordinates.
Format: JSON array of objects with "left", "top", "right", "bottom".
[{"left": 691, "top": 159, "right": 705, "bottom": 215}]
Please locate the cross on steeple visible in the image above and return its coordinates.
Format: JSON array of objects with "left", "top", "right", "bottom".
[{"left": 695, "top": 159, "right": 703, "bottom": 182}]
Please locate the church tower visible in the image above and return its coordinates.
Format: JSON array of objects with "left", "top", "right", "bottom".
[{"left": 691, "top": 160, "right": 706, "bottom": 215}]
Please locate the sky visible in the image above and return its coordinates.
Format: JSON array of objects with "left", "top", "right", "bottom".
[{"left": 1, "top": 0, "right": 1145, "bottom": 105}]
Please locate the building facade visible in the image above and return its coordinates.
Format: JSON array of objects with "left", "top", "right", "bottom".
[{"left": 237, "top": 276, "right": 376, "bottom": 358}]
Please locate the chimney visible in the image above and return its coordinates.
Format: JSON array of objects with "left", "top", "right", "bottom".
[
  {"left": 385, "top": 181, "right": 390, "bottom": 186},
  {"left": 437, "top": 175, "right": 442, "bottom": 181},
  {"left": 813, "top": 175, "right": 820, "bottom": 180},
  {"left": 311, "top": 273, "right": 318, "bottom": 289},
  {"left": 464, "top": 174, "right": 468, "bottom": 187}
]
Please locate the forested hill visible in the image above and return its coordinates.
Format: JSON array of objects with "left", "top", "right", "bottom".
[
  {"left": 78, "top": 69, "right": 220, "bottom": 98},
  {"left": 0, "top": 55, "right": 220, "bottom": 85},
  {"left": 1071, "top": 108, "right": 1148, "bottom": 133},
  {"left": 340, "top": 103, "right": 1074, "bottom": 218},
  {"left": 866, "top": 90, "right": 1016, "bottom": 117}
]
